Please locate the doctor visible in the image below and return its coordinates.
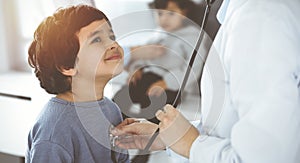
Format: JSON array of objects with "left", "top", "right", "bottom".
[{"left": 112, "top": 0, "right": 300, "bottom": 162}]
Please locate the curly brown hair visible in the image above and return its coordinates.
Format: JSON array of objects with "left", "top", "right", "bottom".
[{"left": 28, "top": 5, "right": 111, "bottom": 94}]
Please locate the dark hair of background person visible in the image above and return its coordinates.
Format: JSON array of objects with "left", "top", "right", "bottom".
[
  {"left": 149, "top": 0, "right": 205, "bottom": 27},
  {"left": 28, "top": 5, "right": 111, "bottom": 94},
  {"left": 149, "top": 0, "right": 223, "bottom": 40}
]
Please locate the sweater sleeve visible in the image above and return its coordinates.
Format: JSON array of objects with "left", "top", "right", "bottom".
[{"left": 26, "top": 140, "right": 73, "bottom": 163}]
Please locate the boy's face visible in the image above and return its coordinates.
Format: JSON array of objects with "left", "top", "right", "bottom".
[
  {"left": 75, "top": 20, "right": 124, "bottom": 81},
  {"left": 156, "top": 1, "right": 186, "bottom": 32}
]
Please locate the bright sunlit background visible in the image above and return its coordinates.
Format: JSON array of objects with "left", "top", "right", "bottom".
[
  {"left": 0, "top": 0, "right": 160, "bottom": 73},
  {"left": 0, "top": 0, "right": 204, "bottom": 73},
  {"left": 0, "top": 0, "right": 207, "bottom": 162}
]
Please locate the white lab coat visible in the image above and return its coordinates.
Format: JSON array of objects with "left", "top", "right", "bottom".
[{"left": 187, "top": 0, "right": 300, "bottom": 162}]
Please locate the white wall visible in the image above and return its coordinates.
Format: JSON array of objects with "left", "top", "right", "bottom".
[
  {"left": 94, "top": 0, "right": 156, "bottom": 47},
  {"left": 0, "top": 2, "right": 9, "bottom": 73},
  {"left": 95, "top": 0, "right": 152, "bottom": 19}
]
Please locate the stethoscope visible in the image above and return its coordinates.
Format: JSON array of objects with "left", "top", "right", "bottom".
[{"left": 131, "top": 0, "right": 217, "bottom": 159}]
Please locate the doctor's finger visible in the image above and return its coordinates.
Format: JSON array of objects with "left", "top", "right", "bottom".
[
  {"left": 155, "top": 104, "right": 173, "bottom": 120},
  {"left": 164, "top": 104, "right": 175, "bottom": 112},
  {"left": 155, "top": 109, "right": 166, "bottom": 121}
]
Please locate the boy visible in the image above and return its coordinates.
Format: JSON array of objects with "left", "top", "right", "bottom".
[{"left": 26, "top": 5, "right": 128, "bottom": 163}]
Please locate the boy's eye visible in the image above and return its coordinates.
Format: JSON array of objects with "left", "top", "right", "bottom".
[
  {"left": 91, "top": 37, "right": 101, "bottom": 44},
  {"left": 110, "top": 35, "right": 116, "bottom": 41}
]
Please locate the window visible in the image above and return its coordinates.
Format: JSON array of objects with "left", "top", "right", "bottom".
[{"left": 0, "top": 0, "right": 55, "bottom": 72}]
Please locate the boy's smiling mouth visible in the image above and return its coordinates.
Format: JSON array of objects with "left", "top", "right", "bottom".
[{"left": 104, "top": 52, "right": 122, "bottom": 61}]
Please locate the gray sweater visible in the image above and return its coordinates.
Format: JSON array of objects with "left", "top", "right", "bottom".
[{"left": 26, "top": 97, "right": 129, "bottom": 163}]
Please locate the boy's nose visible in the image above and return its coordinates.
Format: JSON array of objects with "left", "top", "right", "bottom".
[
  {"left": 110, "top": 45, "right": 116, "bottom": 50},
  {"left": 107, "top": 41, "right": 118, "bottom": 50}
]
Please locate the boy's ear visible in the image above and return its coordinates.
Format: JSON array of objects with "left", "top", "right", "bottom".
[{"left": 59, "top": 67, "right": 77, "bottom": 76}]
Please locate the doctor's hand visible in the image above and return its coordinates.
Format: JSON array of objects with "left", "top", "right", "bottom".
[
  {"left": 111, "top": 118, "right": 166, "bottom": 151},
  {"left": 156, "top": 104, "right": 200, "bottom": 158}
]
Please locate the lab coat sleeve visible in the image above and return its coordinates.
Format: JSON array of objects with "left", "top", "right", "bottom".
[
  {"left": 165, "top": 120, "right": 202, "bottom": 163},
  {"left": 189, "top": 1, "right": 300, "bottom": 163}
]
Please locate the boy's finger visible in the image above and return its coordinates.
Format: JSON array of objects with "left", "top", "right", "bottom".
[{"left": 117, "top": 118, "right": 136, "bottom": 127}]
